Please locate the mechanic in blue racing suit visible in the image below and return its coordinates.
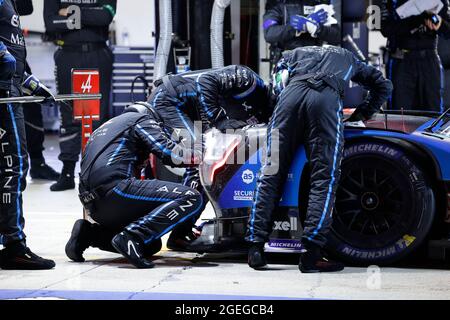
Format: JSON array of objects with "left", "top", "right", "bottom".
[
  {"left": 246, "top": 46, "right": 393, "bottom": 273},
  {"left": 66, "top": 103, "right": 203, "bottom": 268},
  {"left": 0, "top": 0, "right": 55, "bottom": 270},
  {"left": 149, "top": 65, "right": 273, "bottom": 250}
]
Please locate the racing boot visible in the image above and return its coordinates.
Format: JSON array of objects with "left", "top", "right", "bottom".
[
  {"left": 0, "top": 241, "right": 55, "bottom": 270},
  {"left": 50, "top": 161, "right": 75, "bottom": 191},
  {"left": 167, "top": 225, "right": 202, "bottom": 251},
  {"left": 65, "top": 219, "right": 94, "bottom": 262},
  {"left": 30, "top": 158, "right": 60, "bottom": 181},
  {"left": 111, "top": 231, "right": 155, "bottom": 269},
  {"left": 299, "top": 241, "right": 345, "bottom": 273},
  {"left": 144, "top": 239, "right": 162, "bottom": 257},
  {"left": 66, "top": 220, "right": 124, "bottom": 262},
  {"left": 247, "top": 243, "right": 267, "bottom": 270}
]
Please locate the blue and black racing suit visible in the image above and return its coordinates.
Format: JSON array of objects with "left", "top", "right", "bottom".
[
  {"left": 246, "top": 46, "right": 393, "bottom": 248},
  {"left": 78, "top": 109, "right": 203, "bottom": 249}
]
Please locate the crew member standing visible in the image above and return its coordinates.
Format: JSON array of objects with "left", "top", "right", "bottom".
[
  {"left": 44, "top": 0, "right": 116, "bottom": 191},
  {"left": 246, "top": 46, "right": 392, "bottom": 273},
  {"left": 380, "top": 0, "right": 450, "bottom": 112},
  {"left": 0, "top": 0, "right": 55, "bottom": 270},
  {"left": 263, "top": 0, "right": 340, "bottom": 65}
]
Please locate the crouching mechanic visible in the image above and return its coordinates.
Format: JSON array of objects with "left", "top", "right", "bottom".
[
  {"left": 151, "top": 65, "right": 273, "bottom": 134},
  {"left": 247, "top": 46, "right": 393, "bottom": 273},
  {"left": 65, "top": 103, "right": 203, "bottom": 269},
  {"left": 149, "top": 65, "right": 272, "bottom": 249}
]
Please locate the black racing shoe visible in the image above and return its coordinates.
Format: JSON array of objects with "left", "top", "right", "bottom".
[
  {"left": 299, "top": 243, "right": 345, "bottom": 273},
  {"left": 111, "top": 232, "right": 154, "bottom": 269},
  {"left": 30, "top": 162, "right": 60, "bottom": 181},
  {"left": 65, "top": 219, "right": 93, "bottom": 262},
  {"left": 0, "top": 242, "right": 55, "bottom": 270},
  {"left": 143, "top": 239, "right": 162, "bottom": 257},
  {"left": 167, "top": 226, "right": 202, "bottom": 251},
  {"left": 248, "top": 243, "right": 267, "bottom": 270},
  {"left": 50, "top": 174, "right": 75, "bottom": 192}
]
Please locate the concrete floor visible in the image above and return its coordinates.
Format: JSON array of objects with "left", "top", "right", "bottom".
[{"left": 1, "top": 135, "right": 450, "bottom": 300}]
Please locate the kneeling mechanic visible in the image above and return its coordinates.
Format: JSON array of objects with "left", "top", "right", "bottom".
[{"left": 66, "top": 103, "right": 203, "bottom": 269}]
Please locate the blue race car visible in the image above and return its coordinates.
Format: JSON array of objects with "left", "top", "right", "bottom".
[{"left": 190, "top": 109, "right": 450, "bottom": 266}]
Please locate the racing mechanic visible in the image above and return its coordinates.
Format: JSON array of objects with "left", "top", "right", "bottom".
[
  {"left": 0, "top": 0, "right": 55, "bottom": 270},
  {"left": 378, "top": 0, "right": 450, "bottom": 112},
  {"left": 65, "top": 103, "right": 203, "bottom": 269},
  {"left": 44, "top": 0, "right": 117, "bottom": 192},
  {"left": 246, "top": 46, "right": 393, "bottom": 273},
  {"left": 263, "top": 0, "right": 340, "bottom": 66},
  {"left": 149, "top": 65, "right": 272, "bottom": 250}
]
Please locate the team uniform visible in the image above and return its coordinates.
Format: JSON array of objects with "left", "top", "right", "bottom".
[{"left": 246, "top": 46, "right": 393, "bottom": 272}]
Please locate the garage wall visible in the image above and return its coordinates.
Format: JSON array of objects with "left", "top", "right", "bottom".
[{"left": 20, "top": 0, "right": 156, "bottom": 47}]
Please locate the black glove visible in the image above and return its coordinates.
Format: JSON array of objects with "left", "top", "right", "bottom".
[{"left": 345, "top": 109, "right": 367, "bottom": 123}]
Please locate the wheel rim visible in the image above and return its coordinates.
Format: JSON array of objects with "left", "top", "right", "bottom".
[{"left": 333, "top": 155, "right": 415, "bottom": 249}]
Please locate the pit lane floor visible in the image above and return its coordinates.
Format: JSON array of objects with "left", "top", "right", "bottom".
[{"left": 1, "top": 136, "right": 450, "bottom": 300}]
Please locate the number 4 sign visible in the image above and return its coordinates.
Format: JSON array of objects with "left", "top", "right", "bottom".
[{"left": 72, "top": 69, "right": 101, "bottom": 152}]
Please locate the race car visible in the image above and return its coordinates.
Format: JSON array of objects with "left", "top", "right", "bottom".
[{"left": 188, "top": 109, "right": 450, "bottom": 266}]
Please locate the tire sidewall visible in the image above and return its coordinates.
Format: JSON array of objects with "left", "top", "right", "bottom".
[{"left": 327, "top": 140, "right": 435, "bottom": 266}]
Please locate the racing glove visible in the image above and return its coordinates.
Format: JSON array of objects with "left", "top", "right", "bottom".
[
  {"left": 345, "top": 108, "right": 369, "bottom": 123},
  {"left": 290, "top": 15, "right": 320, "bottom": 37},
  {"left": 0, "top": 42, "right": 16, "bottom": 98},
  {"left": 22, "top": 73, "right": 55, "bottom": 101},
  {"left": 307, "top": 9, "right": 329, "bottom": 26}
]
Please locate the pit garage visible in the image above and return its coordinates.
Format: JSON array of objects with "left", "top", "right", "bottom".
[{"left": 0, "top": 0, "right": 450, "bottom": 303}]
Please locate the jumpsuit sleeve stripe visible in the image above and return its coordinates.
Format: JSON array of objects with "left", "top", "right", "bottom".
[
  {"left": 143, "top": 196, "right": 204, "bottom": 244},
  {"left": 343, "top": 65, "right": 353, "bottom": 81},
  {"left": 307, "top": 99, "right": 343, "bottom": 242},
  {"left": 150, "top": 90, "right": 162, "bottom": 108},
  {"left": 175, "top": 101, "right": 196, "bottom": 139},
  {"left": 195, "top": 74, "right": 215, "bottom": 119},
  {"left": 135, "top": 124, "right": 182, "bottom": 161},
  {"left": 106, "top": 137, "right": 127, "bottom": 166},
  {"left": 233, "top": 80, "right": 258, "bottom": 99},
  {"left": 7, "top": 104, "right": 24, "bottom": 240}
]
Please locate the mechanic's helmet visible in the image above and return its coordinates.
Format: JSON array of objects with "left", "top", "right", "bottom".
[
  {"left": 124, "top": 101, "right": 153, "bottom": 115},
  {"left": 271, "top": 59, "right": 290, "bottom": 97}
]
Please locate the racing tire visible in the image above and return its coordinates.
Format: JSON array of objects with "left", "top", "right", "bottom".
[{"left": 326, "top": 141, "right": 436, "bottom": 266}]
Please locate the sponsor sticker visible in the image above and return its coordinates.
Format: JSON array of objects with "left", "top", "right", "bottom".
[
  {"left": 242, "top": 169, "right": 255, "bottom": 185},
  {"left": 268, "top": 239, "right": 303, "bottom": 250},
  {"left": 233, "top": 190, "right": 254, "bottom": 201},
  {"left": 339, "top": 235, "right": 416, "bottom": 260}
]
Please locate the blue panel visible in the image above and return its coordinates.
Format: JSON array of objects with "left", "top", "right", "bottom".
[{"left": 218, "top": 147, "right": 308, "bottom": 209}]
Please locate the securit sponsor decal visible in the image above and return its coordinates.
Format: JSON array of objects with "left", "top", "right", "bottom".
[
  {"left": 233, "top": 190, "right": 254, "bottom": 201},
  {"left": 340, "top": 235, "right": 416, "bottom": 259}
]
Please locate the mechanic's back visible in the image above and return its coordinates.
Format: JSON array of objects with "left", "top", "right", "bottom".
[{"left": 81, "top": 107, "right": 198, "bottom": 191}]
